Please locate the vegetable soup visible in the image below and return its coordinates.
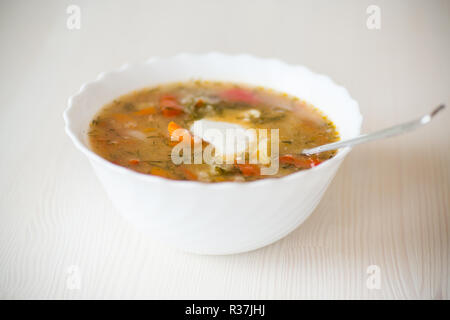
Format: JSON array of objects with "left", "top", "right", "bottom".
[{"left": 88, "top": 81, "right": 339, "bottom": 182}]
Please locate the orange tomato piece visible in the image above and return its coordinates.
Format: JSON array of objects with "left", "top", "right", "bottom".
[
  {"left": 279, "top": 154, "right": 322, "bottom": 169},
  {"left": 162, "top": 107, "right": 183, "bottom": 117},
  {"left": 133, "top": 107, "right": 156, "bottom": 116},
  {"left": 128, "top": 159, "right": 140, "bottom": 165},
  {"left": 160, "top": 95, "right": 184, "bottom": 117},
  {"left": 221, "top": 88, "right": 258, "bottom": 104},
  {"left": 236, "top": 164, "right": 261, "bottom": 176}
]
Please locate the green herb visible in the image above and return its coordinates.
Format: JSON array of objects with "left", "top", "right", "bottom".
[
  {"left": 253, "top": 114, "right": 285, "bottom": 124},
  {"left": 251, "top": 109, "right": 286, "bottom": 124},
  {"left": 215, "top": 167, "right": 226, "bottom": 175},
  {"left": 148, "top": 87, "right": 160, "bottom": 94},
  {"left": 214, "top": 166, "right": 239, "bottom": 176},
  {"left": 123, "top": 103, "right": 136, "bottom": 111}
]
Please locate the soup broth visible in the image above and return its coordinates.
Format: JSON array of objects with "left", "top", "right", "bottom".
[{"left": 88, "top": 81, "right": 339, "bottom": 182}]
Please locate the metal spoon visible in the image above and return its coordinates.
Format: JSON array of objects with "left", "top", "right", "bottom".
[{"left": 302, "top": 104, "right": 446, "bottom": 155}]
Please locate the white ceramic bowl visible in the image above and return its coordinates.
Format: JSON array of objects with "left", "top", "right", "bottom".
[{"left": 64, "top": 53, "right": 362, "bottom": 255}]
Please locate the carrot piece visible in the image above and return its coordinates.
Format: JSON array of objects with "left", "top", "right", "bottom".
[
  {"left": 150, "top": 167, "right": 171, "bottom": 178},
  {"left": 160, "top": 95, "right": 184, "bottom": 117},
  {"left": 168, "top": 121, "right": 182, "bottom": 138},
  {"left": 181, "top": 167, "right": 198, "bottom": 181},
  {"left": 221, "top": 88, "right": 258, "bottom": 104},
  {"left": 310, "top": 158, "right": 322, "bottom": 167},
  {"left": 160, "top": 95, "right": 180, "bottom": 108},
  {"left": 133, "top": 106, "right": 156, "bottom": 116},
  {"left": 112, "top": 113, "right": 134, "bottom": 123},
  {"left": 279, "top": 154, "right": 297, "bottom": 165},
  {"left": 236, "top": 164, "right": 261, "bottom": 176},
  {"left": 128, "top": 159, "right": 140, "bottom": 165},
  {"left": 168, "top": 121, "right": 193, "bottom": 143},
  {"left": 279, "top": 154, "right": 322, "bottom": 169}
]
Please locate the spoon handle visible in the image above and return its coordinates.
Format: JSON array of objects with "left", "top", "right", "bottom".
[{"left": 302, "top": 104, "right": 446, "bottom": 155}]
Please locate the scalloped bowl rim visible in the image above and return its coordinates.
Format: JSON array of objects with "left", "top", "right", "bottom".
[{"left": 63, "top": 52, "right": 362, "bottom": 189}]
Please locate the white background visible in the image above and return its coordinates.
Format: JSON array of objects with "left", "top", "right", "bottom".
[{"left": 0, "top": 0, "right": 449, "bottom": 299}]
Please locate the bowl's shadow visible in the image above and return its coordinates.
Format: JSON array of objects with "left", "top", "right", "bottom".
[
  {"left": 278, "top": 142, "right": 448, "bottom": 249},
  {"left": 186, "top": 143, "right": 448, "bottom": 298}
]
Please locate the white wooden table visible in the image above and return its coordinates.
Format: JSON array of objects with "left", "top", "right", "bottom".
[{"left": 0, "top": 0, "right": 448, "bottom": 299}]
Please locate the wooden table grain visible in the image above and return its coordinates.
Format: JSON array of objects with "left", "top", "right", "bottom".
[{"left": 0, "top": 0, "right": 448, "bottom": 299}]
